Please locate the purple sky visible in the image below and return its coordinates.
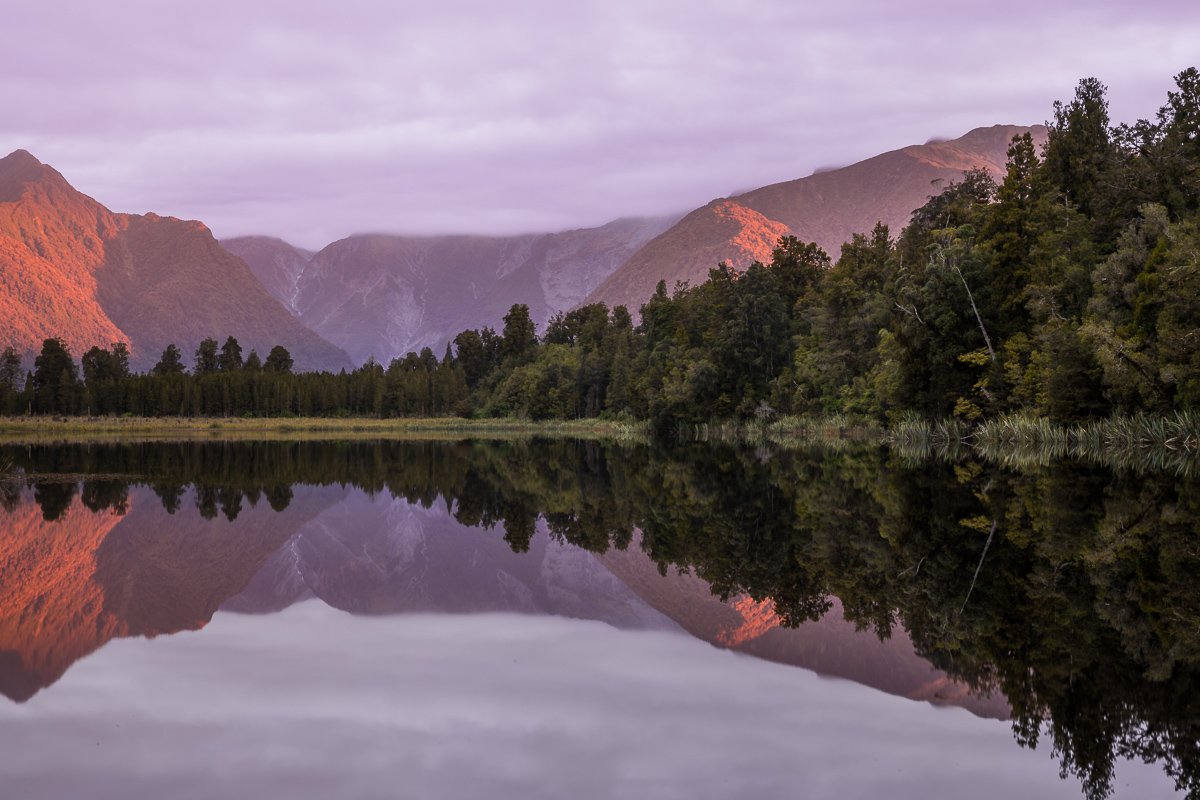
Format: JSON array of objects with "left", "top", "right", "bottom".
[{"left": 4, "top": 0, "right": 1197, "bottom": 249}]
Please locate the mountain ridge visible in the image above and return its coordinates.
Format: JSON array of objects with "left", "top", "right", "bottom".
[
  {"left": 0, "top": 150, "right": 351, "bottom": 371},
  {"left": 586, "top": 124, "right": 1047, "bottom": 314}
]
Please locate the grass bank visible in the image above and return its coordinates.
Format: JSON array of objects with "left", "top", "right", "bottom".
[
  {"left": 0, "top": 416, "right": 647, "bottom": 444},
  {"left": 695, "top": 412, "right": 1200, "bottom": 474}
]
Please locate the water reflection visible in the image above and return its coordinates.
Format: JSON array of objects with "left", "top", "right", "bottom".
[
  {"left": 0, "top": 605, "right": 1175, "bottom": 800},
  {"left": 0, "top": 439, "right": 1197, "bottom": 798}
]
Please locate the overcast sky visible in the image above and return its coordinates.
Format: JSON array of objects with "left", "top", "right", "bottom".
[{"left": 3, "top": 1, "right": 1197, "bottom": 248}]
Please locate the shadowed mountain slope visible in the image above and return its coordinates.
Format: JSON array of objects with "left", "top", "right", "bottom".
[{"left": 224, "top": 216, "right": 677, "bottom": 365}]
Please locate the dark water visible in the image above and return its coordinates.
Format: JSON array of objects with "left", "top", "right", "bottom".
[{"left": 0, "top": 439, "right": 1195, "bottom": 799}]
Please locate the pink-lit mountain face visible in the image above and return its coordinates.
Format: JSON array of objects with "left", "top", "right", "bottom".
[
  {"left": 586, "top": 125, "right": 1048, "bottom": 315},
  {"left": 0, "top": 150, "right": 350, "bottom": 371}
]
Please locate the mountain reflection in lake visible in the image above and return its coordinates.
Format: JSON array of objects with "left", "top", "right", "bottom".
[{"left": 0, "top": 439, "right": 1194, "bottom": 799}]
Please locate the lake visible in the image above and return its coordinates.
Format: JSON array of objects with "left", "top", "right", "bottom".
[{"left": 0, "top": 439, "right": 1194, "bottom": 799}]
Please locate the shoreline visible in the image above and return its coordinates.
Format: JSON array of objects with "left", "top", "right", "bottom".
[{"left": 0, "top": 416, "right": 647, "bottom": 444}]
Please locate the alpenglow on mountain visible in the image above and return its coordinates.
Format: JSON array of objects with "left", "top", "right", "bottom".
[
  {"left": 0, "top": 149, "right": 351, "bottom": 371},
  {"left": 586, "top": 125, "right": 1047, "bottom": 314}
]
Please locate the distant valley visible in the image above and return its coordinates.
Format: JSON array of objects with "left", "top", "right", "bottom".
[{"left": 222, "top": 216, "right": 676, "bottom": 366}]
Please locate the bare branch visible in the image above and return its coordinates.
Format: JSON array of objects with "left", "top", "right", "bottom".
[
  {"left": 894, "top": 301, "right": 926, "bottom": 326},
  {"left": 952, "top": 262, "right": 996, "bottom": 362}
]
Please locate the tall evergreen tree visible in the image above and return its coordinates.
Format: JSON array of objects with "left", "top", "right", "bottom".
[
  {"left": 153, "top": 344, "right": 186, "bottom": 375},
  {"left": 501, "top": 304, "right": 538, "bottom": 363},
  {"left": 264, "top": 345, "right": 294, "bottom": 374},
  {"left": 218, "top": 336, "right": 244, "bottom": 372},
  {"left": 32, "top": 338, "right": 79, "bottom": 413},
  {"left": 0, "top": 347, "right": 22, "bottom": 393},
  {"left": 194, "top": 338, "right": 219, "bottom": 375}
]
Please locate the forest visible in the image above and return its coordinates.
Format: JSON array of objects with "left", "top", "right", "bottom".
[{"left": 2, "top": 69, "right": 1197, "bottom": 429}]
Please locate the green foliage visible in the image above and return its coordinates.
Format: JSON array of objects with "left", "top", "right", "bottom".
[
  {"left": 194, "top": 338, "right": 219, "bottom": 375},
  {"left": 264, "top": 345, "right": 293, "bottom": 374},
  {"left": 0, "top": 347, "right": 24, "bottom": 414},
  {"left": 218, "top": 336, "right": 243, "bottom": 372},
  {"left": 153, "top": 344, "right": 186, "bottom": 376},
  {"left": 32, "top": 338, "right": 80, "bottom": 413}
]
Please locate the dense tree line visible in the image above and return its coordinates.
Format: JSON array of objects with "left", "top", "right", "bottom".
[
  {"left": 0, "top": 335, "right": 469, "bottom": 418},
  {"left": 2, "top": 69, "right": 1197, "bottom": 425}
]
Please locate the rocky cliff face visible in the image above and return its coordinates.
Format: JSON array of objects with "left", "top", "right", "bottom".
[
  {"left": 587, "top": 125, "right": 1048, "bottom": 315},
  {"left": 216, "top": 236, "right": 313, "bottom": 315},
  {"left": 0, "top": 150, "right": 350, "bottom": 371}
]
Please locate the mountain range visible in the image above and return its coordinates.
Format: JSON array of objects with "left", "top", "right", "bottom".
[
  {"left": 222, "top": 215, "right": 676, "bottom": 365},
  {"left": 1, "top": 124, "right": 1043, "bottom": 369}
]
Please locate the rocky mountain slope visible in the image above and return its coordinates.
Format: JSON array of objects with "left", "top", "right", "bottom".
[
  {"left": 224, "top": 216, "right": 676, "bottom": 365},
  {"left": 587, "top": 124, "right": 1047, "bottom": 314},
  {"left": 0, "top": 150, "right": 350, "bottom": 371},
  {"left": 212, "top": 235, "right": 313, "bottom": 315}
]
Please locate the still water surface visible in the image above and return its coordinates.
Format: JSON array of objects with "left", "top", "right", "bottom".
[{"left": 0, "top": 439, "right": 1194, "bottom": 798}]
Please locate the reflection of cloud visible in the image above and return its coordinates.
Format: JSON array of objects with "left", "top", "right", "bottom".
[
  {"left": 0, "top": 605, "right": 1172, "bottom": 799},
  {"left": 1, "top": 2, "right": 1194, "bottom": 247}
]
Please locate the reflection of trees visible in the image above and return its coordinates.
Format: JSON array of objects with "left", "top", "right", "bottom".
[
  {"left": 4, "top": 439, "right": 1198, "bottom": 798},
  {"left": 33, "top": 481, "right": 77, "bottom": 522},
  {"left": 81, "top": 480, "right": 129, "bottom": 515}
]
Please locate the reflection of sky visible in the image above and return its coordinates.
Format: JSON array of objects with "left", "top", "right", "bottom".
[{"left": 0, "top": 605, "right": 1174, "bottom": 799}]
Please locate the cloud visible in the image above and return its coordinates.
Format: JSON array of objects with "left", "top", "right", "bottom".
[
  {"left": 1, "top": 0, "right": 1196, "bottom": 248},
  {"left": 0, "top": 605, "right": 1174, "bottom": 798}
]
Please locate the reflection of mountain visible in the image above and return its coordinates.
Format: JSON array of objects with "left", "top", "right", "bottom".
[
  {"left": 2, "top": 481, "right": 1003, "bottom": 717},
  {"left": 0, "top": 485, "right": 341, "bottom": 702},
  {"left": 223, "top": 496, "right": 1005, "bottom": 717},
  {"left": 224, "top": 492, "right": 677, "bottom": 632},
  {"left": 598, "top": 534, "right": 1010, "bottom": 719},
  {"left": 0, "top": 490, "right": 126, "bottom": 702}
]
